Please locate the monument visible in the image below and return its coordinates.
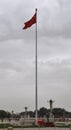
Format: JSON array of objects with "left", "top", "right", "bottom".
[{"left": 48, "top": 99, "right": 54, "bottom": 122}]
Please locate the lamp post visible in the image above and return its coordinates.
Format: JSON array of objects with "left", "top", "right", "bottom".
[{"left": 48, "top": 99, "right": 55, "bottom": 122}]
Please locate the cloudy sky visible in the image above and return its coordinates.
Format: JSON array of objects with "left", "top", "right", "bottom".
[{"left": 0, "top": 0, "right": 71, "bottom": 113}]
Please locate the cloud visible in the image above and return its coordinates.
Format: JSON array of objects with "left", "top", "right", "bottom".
[{"left": 0, "top": 0, "right": 71, "bottom": 112}]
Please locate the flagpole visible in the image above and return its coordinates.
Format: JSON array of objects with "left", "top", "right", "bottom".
[
  {"left": 35, "top": 8, "right": 38, "bottom": 124},
  {"left": 23, "top": 9, "right": 38, "bottom": 124}
]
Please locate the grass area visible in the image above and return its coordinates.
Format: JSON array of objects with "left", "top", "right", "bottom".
[
  {"left": 0, "top": 123, "right": 71, "bottom": 128},
  {"left": 0, "top": 123, "right": 41, "bottom": 128}
]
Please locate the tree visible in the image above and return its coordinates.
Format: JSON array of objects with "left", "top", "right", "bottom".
[
  {"left": 38, "top": 107, "right": 48, "bottom": 117},
  {"left": 0, "top": 110, "right": 11, "bottom": 121}
]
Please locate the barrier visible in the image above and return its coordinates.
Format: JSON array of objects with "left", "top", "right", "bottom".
[{"left": 7, "top": 127, "right": 13, "bottom": 130}]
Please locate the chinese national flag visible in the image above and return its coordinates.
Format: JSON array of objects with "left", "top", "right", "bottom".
[{"left": 23, "top": 13, "right": 36, "bottom": 29}]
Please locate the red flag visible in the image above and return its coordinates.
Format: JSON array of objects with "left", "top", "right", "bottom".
[{"left": 23, "top": 13, "right": 36, "bottom": 29}]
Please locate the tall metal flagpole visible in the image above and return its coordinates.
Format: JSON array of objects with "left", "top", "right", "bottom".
[
  {"left": 23, "top": 9, "right": 38, "bottom": 124},
  {"left": 35, "top": 8, "right": 38, "bottom": 124}
]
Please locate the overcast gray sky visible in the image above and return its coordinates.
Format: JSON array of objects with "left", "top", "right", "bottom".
[{"left": 0, "top": 0, "right": 71, "bottom": 113}]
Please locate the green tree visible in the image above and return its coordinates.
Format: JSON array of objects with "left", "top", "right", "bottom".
[
  {"left": 38, "top": 107, "right": 48, "bottom": 117},
  {"left": 0, "top": 110, "right": 11, "bottom": 121}
]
